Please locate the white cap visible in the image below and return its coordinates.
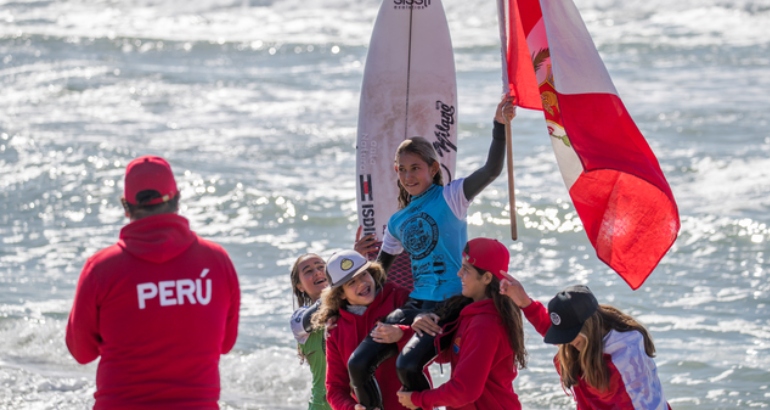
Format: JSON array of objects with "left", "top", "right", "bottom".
[{"left": 327, "top": 250, "right": 371, "bottom": 288}]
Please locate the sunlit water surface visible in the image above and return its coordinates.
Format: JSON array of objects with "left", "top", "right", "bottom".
[{"left": 1, "top": 0, "right": 769, "bottom": 408}]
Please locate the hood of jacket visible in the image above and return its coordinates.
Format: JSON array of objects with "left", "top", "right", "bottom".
[
  {"left": 117, "top": 213, "right": 196, "bottom": 263},
  {"left": 459, "top": 298, "right": 498, "bottom": 319}
]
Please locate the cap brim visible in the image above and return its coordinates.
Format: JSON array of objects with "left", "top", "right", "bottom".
[
  {"left": 544, "top": 324, "right": 583, "bottom": 345},
  {"left": 330, "top": 261, "right": 371, "bottom": 288}
]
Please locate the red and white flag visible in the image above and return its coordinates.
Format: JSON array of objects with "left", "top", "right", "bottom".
[{"left": 498, "top": 0, "right": 680, "bottom": 289}]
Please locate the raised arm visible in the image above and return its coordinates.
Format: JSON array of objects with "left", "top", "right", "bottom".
[{"left": 462, "top": 96, "right": 516, "bottom": 201}]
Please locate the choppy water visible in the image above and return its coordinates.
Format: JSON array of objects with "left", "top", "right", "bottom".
[{"left": 1, "top": 0, "right": 769, "bottom": 408}]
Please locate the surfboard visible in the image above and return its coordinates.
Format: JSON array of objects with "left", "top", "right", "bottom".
[{"left": 356, "top": 0, "right": 458, "bottom": 290}]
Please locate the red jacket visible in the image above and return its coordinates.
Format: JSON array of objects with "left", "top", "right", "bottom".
[
  {"left": 410, "top": 298, "right": 521, "bottom": 410},
  {"left": 66, "top": 214, "right": 240, "bottom": 409},
  {"left": 522, "top": 301, "right": 670, "bottom": 410},
  {"left": 325, "top": 282, "right": 419, "bottom": 410}
]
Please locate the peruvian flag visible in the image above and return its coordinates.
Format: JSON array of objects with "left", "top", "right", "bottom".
[{"left": 498, "top": 0, "right": 680, "bottom": 289}]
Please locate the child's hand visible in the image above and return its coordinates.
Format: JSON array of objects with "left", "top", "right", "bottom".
[
  {"left": 397, "top": 388, "right": 418, "bottom": 409},
  {"left": 324, "top": 317, "right": 338, "bottom": 338},
  {"left": 354, "top": 405, "right": 380, "bottom": 410},
  {"left": 499, "top": 272, "right": 532, "bottom": 308},
  {"left": 494, "top": 95, "right": 517, "bottom": 124},
  {"left": 370, "top": 322, "right": 403, "bottom": 344},
  {"left": 411, "top": 313, "right": 441, "bottom": 337},
  {"left": 354, "top": 225, "right": 379, "bottom": 256}
]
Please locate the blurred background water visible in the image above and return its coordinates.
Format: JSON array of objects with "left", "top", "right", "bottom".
[{"left": 0, "top": 0, "right": 769, "bottom": 408}]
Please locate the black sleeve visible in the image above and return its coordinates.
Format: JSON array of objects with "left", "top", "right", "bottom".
[
  {"left": 376, "top": 251, "right": 396, "bottom": 274},
  {"left": 301, "top": 299, "right": 321, "bottom": 333},
  {"left": 462, "top": 120, "right": 506, "bottom": 201}
]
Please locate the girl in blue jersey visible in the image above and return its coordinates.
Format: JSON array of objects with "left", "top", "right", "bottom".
[{"left": 347, "top": 95, "right": 516, "bottom": 409}]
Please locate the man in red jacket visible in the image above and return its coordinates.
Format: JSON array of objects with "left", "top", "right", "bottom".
[{"left": 66, "top": 155, "right": 241, "bottom": 409}]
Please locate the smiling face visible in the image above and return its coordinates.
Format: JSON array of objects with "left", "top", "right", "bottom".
[
  {"left": 396, "top": 152, "right": 439, "bottom": 197},
  {"left": 341, "top": 270, "right": 377, "bottom": 306},
  {"left": 458, "top": 260, "right": 492, "bottom": 302},
  {"left": 296, "top": 255, "right": 328, "bottom": 302}
]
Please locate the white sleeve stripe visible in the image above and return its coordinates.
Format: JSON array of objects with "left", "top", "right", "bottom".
[
  {"left": 443, "top": 178, "right": 470, "bottom": 220},
  {"left": 381, "top": 226, "right": 404, "bottom": 255}
]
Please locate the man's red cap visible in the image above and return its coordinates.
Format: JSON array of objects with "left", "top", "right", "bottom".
[
  {"left": 462, "top": 237, "right": 510, "bottom": 279},
  {"left": 124, "top": 156, "right": 178, "bottom": 206}
]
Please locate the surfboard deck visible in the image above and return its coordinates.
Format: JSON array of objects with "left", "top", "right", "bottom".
[{"left": 356, "top": 0, "right": 458, "bottom": 291}]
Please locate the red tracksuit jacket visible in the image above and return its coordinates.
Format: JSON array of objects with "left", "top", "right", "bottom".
[
  {"left": 410, "top": 298, "right": 522, "bottom": 410},
  {"left": 522, "top": 300, "right": 671, "bottom": 410},
  {"left": 325, "top": 282, "right": 421, "bottom": 410},
  {"left": 66, "top": 213, "right": 240, "bottom": 409}
]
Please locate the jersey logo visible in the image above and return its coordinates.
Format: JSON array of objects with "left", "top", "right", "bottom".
[
  {"left": 452, "top": 336, "right": 461, "bottom": 354},
  {"left": 136, "top": 268, "right": 212, "bottom": 309},
  {"left": 400, "top": 212, "right": 438, "bottom": 260}
]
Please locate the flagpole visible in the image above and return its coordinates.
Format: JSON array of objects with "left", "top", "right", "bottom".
[
  {"left": 504, "top": 111, "right": 518, "bottom": 241},
  {"left": 497, "top": 0, "right": 518, "bottom": 241}
]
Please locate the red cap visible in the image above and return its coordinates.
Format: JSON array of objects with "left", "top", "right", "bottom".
[
  {"left": 124, "top": 156, "right": 178, "bottom": 206},
  {"left": 462, "top": 238, "right": 509, "bottom": 279}
]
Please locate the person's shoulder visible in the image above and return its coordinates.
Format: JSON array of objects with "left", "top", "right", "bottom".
[
  {"left": 191, "top": 234, "right": 224, "bottom": 252},
  {"left": 290, "top": 306, "right": 312, "bottom": 343},
  {"left": 382, "top": 282, "right": 411, "bottom": 302},
  {"left": 188, "top": 235, "right": 237, "bottom": 262},
  {"left": 86, "top": 243, "right": 127, "bottom": 267},
  {"left": 466, "top": 308, "right": 502, "bottom": 329},
  {"left": 291, "top": 305, "right": 311, "bottom": 321},
  {"left": 444, "top": 178, "right": 465, "bottom": 189},
  {"left": 604, "top": 329, "right": 646, "bottom": 357}
]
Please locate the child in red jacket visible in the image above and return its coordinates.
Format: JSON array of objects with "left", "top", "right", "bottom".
[
  {"left": 312, "top": 250, "right": 423, "bottom": 410},
  {"left": 397, "top": 238, "right": 528, "bottom": 410},
  {"left": 500, "top": 277, "right": 671, "bottom": 409}
]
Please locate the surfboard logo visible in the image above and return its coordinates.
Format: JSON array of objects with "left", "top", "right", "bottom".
[
  {"left": 433, "top": 100, "right": 456, "bottom": 158},
  {"left": 393, "top": 0, "right": 431, "bottom": 9},
  {"left": 359, "top": 174, "right": 373, "bottom": 201},
  {"left": 359, "top": 174, "right": 378, "bottom": 237},
  {"left": 401, "top": 212, "right": 439, "bottom": 260},
  {"left": 361, "top": 204, "right": 377, "bottom": 237}
]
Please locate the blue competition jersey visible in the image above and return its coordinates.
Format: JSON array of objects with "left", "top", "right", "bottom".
[{"left": 387, "top": 183, "right": 467, "bottom": 301}]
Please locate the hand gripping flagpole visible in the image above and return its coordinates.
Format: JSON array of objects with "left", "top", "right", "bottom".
[{"left": 498, "top": 0, "right": 518, "bottom": 241}]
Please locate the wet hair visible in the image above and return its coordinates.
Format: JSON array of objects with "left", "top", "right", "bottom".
[
  {"left": 122, "top": 190, "right": 180, "bottom": 220},
  {"left": 394, "top": 137, "right": 444, "bottom": 209},
  {"left": 290, "top": 253, "right": 322, "bottom": 308},
  {"left": 311, "top": 263, "right": 386, "bottom": 331},
  {"left": 556, "top": 305, "right": 656, "bottom": 391}
]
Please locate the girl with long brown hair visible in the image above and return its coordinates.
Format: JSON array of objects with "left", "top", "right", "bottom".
[
  {"left": 500, "top": 279, "right": 671, "bottom": 409},
  {"left": 396, "top": 237, "right": 528, "bottom": 410},
  {"left": 289, "top": 254, "right": 332, "bottom": 410}
]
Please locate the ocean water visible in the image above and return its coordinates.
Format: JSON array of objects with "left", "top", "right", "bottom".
[{"left": 1, "top": 0, "right": 769, "bottom": 408}]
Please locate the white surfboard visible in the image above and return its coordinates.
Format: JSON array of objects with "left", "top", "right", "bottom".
[{"left": 356, "top": 0, "right": 458, "bottom": 245}]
